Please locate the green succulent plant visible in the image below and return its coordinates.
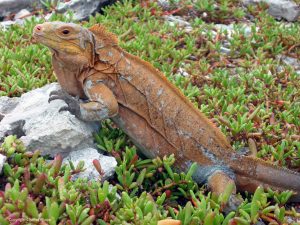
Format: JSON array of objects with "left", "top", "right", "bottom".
[{"left": 1, "top": 0, "right": 300, "bottom": 224}]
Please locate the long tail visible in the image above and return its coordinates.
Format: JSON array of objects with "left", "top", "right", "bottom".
[{"left": 230, "top": 156, "right": 300, "bottom": 202}]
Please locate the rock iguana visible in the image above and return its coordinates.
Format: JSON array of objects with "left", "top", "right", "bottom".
[{"left": 32, "top": 22, "right": 300, "bottom": 203}]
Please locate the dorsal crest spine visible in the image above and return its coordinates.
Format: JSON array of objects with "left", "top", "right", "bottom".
[{"left": 89, "top": 24, "right": 118, "bottom": 46}]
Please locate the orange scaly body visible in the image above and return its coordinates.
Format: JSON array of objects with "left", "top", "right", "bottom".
[{"left": 33, "top": 22, "right": 300, "bottom": 202}]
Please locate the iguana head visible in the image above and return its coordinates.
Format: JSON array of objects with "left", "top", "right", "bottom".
[{"left": 33, "top": 21, "right": 95, "bottom": 66}]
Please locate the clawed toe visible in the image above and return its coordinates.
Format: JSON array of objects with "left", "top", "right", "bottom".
[
  {"left": 222, "top": 194, "right": 243, "bottom": 214},
  {"left": 58, "top": 101, "right": 81, "bottom": 117},
  {"left": 49, "top": 90, "right": 61, "bottom": 96},
  {"left": 58, "top": 104, "right": 81, "bottom": 118},
  {"left": 58, "top": 106, "right": 70, "bottom": 113},
  {"left": 48, "top": 95, "right": 62, "bottom": 103},
  {"left": 48, "top": 89, "right": 70, "bottom": 103},
  {"left": 48, "top": 89, "right": 81, "bottom": 117}
]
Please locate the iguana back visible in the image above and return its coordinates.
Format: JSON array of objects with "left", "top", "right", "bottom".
[
  {"left": 90, "top": 28, "right": 300, "bottom": 197},
  {"left": 101, "top": 50, "right": 234, "bottom": 168}
]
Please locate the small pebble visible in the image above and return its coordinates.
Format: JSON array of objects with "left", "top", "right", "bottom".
[{"left": 157, "top": 219, "right": 181, "bottom": 225}]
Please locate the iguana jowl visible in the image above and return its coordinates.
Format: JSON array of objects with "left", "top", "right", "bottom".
[{"left": 33, "top": 22, "right": 300, "bottom": 201}]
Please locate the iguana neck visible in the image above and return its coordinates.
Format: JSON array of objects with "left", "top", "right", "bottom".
[{"left": 52, "top": 54, "right": 87, "bottom": 98}]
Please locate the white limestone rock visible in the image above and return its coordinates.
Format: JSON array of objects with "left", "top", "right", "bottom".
[
  {"left": 14, "top": 9, "right": 31, "bottom": 20},
  {"left": 57, "top": 0, "right": 114, "bottom": 21},
  {"left": 0, "top": 154, "right": 7, "bottom": 174},
  {"left": 0, "top": 19, "right": 24, "bottom": 31},
  {"left": 243, "top": 0, "right": 300, "bottom": 21},
  {"left": 163, "top": 15, "right": 193, "bottom": 32},
  {"left": 157, "top": 0, "right": 171, "bottom": 10},
  {"left": 277, "top": 55, "right": 300, "bottom": 74},
  {"left": 63, "top": 148, "right": 117, "bottom": 180},
  {"left": 0, "top": 0, "right": 37, "bottom": 18},
  {"left": 0, "top": 83, "right": 100, "bottom": 156}
]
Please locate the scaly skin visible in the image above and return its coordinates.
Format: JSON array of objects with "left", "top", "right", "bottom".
[{"left": 33, "top": 22, "right": 300, "bottom": 202}]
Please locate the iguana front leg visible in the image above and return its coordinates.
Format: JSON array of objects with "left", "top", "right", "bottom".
[
  {"left": 79, "top": 77, "right": 118, "bottom": 121},
  {"left": 49, "top": 76, "right": 118, "bottom": 121}
]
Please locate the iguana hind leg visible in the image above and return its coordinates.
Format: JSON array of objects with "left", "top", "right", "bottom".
[
  {"left": 208, "top": 171, "right": 236, "bottom": 196},
  {"left": 192, "top": 164, "right": 241, "bottom": 212},
  {"left": 208, "top": 170, "right": 242, "bottom": 213}
]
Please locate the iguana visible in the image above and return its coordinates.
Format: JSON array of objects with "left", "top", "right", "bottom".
[{"left": 32, "top": 22, "right": 300, "bottom": 203}]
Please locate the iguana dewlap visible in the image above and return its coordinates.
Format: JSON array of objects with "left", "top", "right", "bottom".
[{"left": 33, "top": 22, "right": 300, "bottom": 201}]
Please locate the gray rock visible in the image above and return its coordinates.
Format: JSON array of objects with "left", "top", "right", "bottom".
[
  {"left": 177, "top": 67, "right": 190, "bottom": 77},
  {"left": 0, "top": 20, "right": 15, "bottom": 30},
  {"left": 63, "top": 148, "right": 117, "bottom": 180},
  {"left": 278, "top": 55, "right": 300, "bottom": 74},
  {"left": 281, "top": 55, "right": 300, "bottom": 70},
  {"left": 14, "top": 9, "right": 31, "bottom": 20},
  {"left": 0, "top": 19, "right": 24, "bottom": 30},
  {"left": 0, "top": 154, "right": 7, "bottom": 174},
  {"left": 243, "top": 0, "right": 300, "bottom": 21},
  {"left": 0, "top": 0, "right": 37, "bottom": 18},
  {"left": 286, "top": 216, "right": 300, "bottom": 224},
  {"left": 214, "top": 23, "right": 255, "bottom": 38},
  {"left": 0, "top": 96, "right": 19, "bottom": 115},
  {"left": 44, "top": 12, "right": 53, "bottom": 21},
  {"left": 210, "top": 24, "right": 255, "bottom": 55},
  {"left": 0, "top": 83, "right": 100, "bottom": 156},
  {"left": 157, "top": 0, "right": 171, "bottom": 10},
  {"left": 254, "top": 220, "right": 266, "bottom": 225},
  {"left": 163, "top": 15, "right": 193, "bottom": 32},
  {"left": 0, "top": 0, "right": 115, "bottom": 24},
  {"left": 57, "top": 0, "right": 114, "bottom": 21},
  {"left": 220, "top": 46, "right": 231, "bottom": 55}
]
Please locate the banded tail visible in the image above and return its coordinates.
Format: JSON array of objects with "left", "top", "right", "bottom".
[{"left": 231, "top": 156, "right": 300, "bottom": 201}]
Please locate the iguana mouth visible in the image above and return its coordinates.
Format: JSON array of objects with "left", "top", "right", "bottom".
[
  {"left": 31, "top": 36, "right": 37, "bottom": 44},
  {"left": 33, "top": 32, "right": 59, "bottom": 43},
  {"left": 32, "top": 33, "right": 58, "bottom": 55}
]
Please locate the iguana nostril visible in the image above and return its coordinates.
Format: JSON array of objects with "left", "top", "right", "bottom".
[{"left": 35, "top": 25, "right": 42, "bottom": 32}]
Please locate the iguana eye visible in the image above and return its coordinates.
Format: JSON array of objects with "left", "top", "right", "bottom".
[{"left": 62, "top": 29, "right": 70, "bottom": 35}]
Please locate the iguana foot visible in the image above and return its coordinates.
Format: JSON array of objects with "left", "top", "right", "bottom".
[
  {"left": 49, "top": 90, "right": 81, "bottom": 117},
  {"left": 223, "top": 194, "right": 243, "bottom": 214},
  {"left": 207, "top": 170, "right": 243, "bottom": 213},
  {"left": 49, "top": 89, "right": 77, "bottom": 103},
  {"left": 48, "top": 90, "right": 64, "bottom": 103}
]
